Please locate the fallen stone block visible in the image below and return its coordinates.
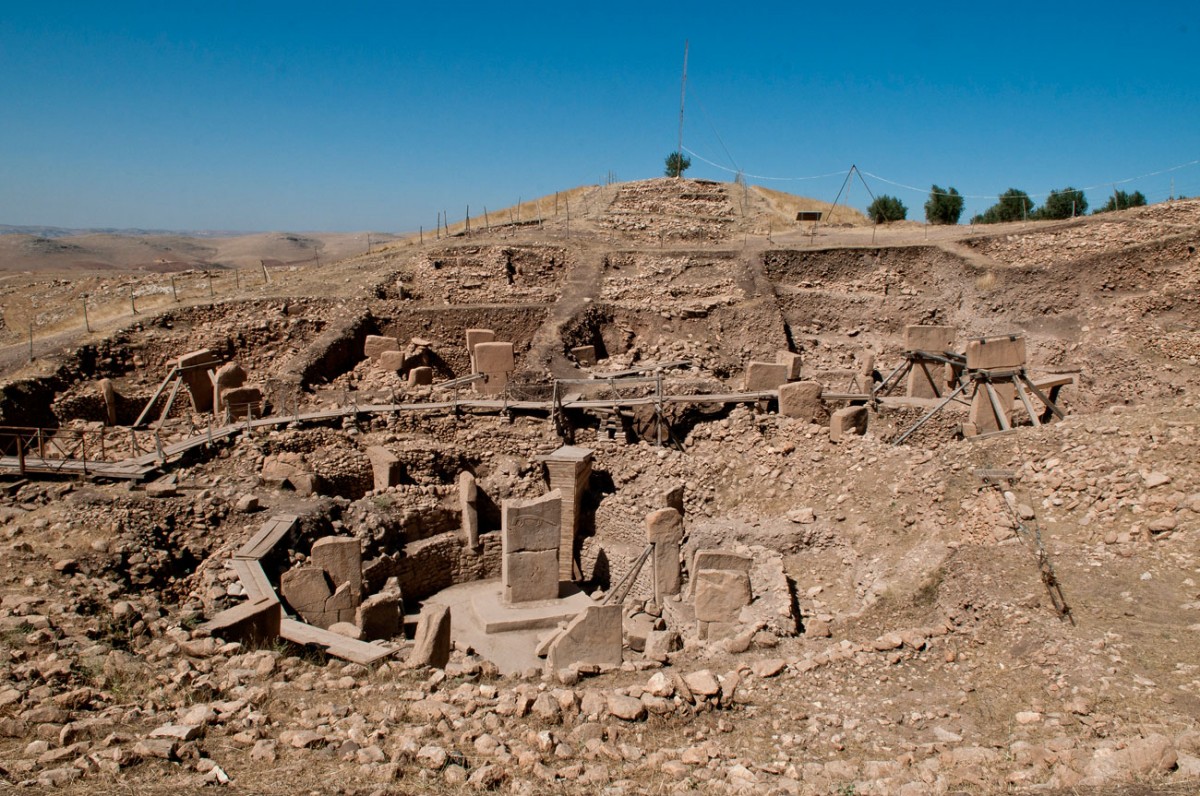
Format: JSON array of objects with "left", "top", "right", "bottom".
[
  {"left": 363, "top": 335, "right": 400, "bottom": 361},
  {"left": 409, "top": 603, "right": 451, "bottom": 668},
  {"left": 775, "top": 350, "right": 802, "bottom": 380},
  {"left": 829, "top": 405, "right": 868, "bottom": 442},
  {"left": 547, "top": 604, "right": 622, "bottom": 671},
  {"left": 778, "top": 381, "right": 825, "bottom": 422}
]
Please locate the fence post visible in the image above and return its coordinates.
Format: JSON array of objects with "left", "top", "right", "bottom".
[
  {"left": 171, "top": 276, "right": 178, "bottom": 301},
  {"left": 16, "top": 433, "right": 25, "bottom": 474},
  {"left": 154, "top": 430, "right": 164, "bottom": 464}
]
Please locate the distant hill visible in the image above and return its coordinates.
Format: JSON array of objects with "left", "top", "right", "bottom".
[{"left": 0, "top": 224, "right": 250, "bottom": 239}]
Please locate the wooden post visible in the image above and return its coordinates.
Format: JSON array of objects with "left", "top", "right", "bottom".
[
  {"left": 419, "top": 225, "right": 423, "bottom": 244},
  {"left": 466, "top": 205, "right": 470, "bottom": 236},
  {"left": 15, "top": 433, "right": 25, "bottom": 474},
  {"left": 27, "top": 324, "right": 33, "bottom": 363},
  {"left": 130, "top": 286, "right": 137, "bottom": 315},
  {"left": 170, "top": 276, "right": 178, "bottom": 301},
  {"left": 207, "top": 272, "right": 214, "bottom": 297},
  {"left": 234, "top": 268, "right": 240, "bottom": 290},
  {"left": 484, "top": 206, "right": 490, "bottom": 232},
  {"left": 261, "top": 260, "right": 270, "bottom": 284},
  {"left": 83, "top": 298, "right": 91, "bottom": 333}
]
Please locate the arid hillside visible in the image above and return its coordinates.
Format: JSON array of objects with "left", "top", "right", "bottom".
[{"left": 0, "top": 179, "right": 1198, "bottom": 796}]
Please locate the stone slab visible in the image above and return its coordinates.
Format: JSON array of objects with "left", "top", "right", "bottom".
[
  {"left": 968, "top": 382, "right": 1017, "bottom": 434},
  {"left": 408, "top": 603, "right": 451, "bottom": 668},
  {"left": 365, "top": 446, "right": 403, "bottom": 491},
  {"left": 776, "top": 350, "right": 802, "bottom": 380},
  {"left": 363, "top": 335, "right": 400, "bottom": 361},
  {"left": 965, "top": 336, "right": 1026, "bottom": 371},
  {"left": 376, "top": 350, "right": 406, "bottom": 372},
  {"left": 904, "top": 325, "right": 956, "bottom": 353},
  {"left": 408, "top": 366, "right": 433, "bottom": 386},
  {"left": 474, "top": 341, "right": 514, "bottom": 374},
  {"left": 692, "top": 550, "right": 753, "bottom": 575},
  {"left": 744, "top": 361, "right": 790, "bottom": 391},
  {"left": 501, "top": 491, "right": 562, "bottom": 553},
  {"left": 830, "top": 405, "right": 868, "bottom": 442},
  {"left": 198, "top": 597, "right": 280, "bottom": 646},
  {"left": 693, "top": 569, "right": 753, "bottom": 623},
  {"left": 459, "top": 471, "right": 479, "bottom": 548},
  {"left": 546, "top": 604, "right": 623, "bottom": 671},
  {"left": 465, "top": 328, "right": 496, "bottom": 361},
  {"left": 356, "top": 592, "right": 401, "bottom": 641},
  {"left": 571, "top": 345, "right": 597, "bottom": 366},
  {"left": 503, "top": 550, "right": 560, "bottom": 603},
  {"left": 778, "top": 381, "right": 825, "bottom": 422},
  {"left": 311, "top": 536, "right": 362, "bottom": 599}
]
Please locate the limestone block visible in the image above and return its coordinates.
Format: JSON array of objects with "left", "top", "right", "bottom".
[
  {"left": 409, "top": 604, "right": 451, "bottom": 668},
  {"left": 503, "top": 550, "right": 560, "bottom": 603},
  {"left": 965, "top": 336, "right": 1026, "bottom": 371},
  {"left": 502, "top": 491, "right": 562, "bottom": 553},
  {"left": 280, "top": 567, "right": 331, "bottom": 619},
  {"left": 459, "top": 471, "right": 479, "bottom": 548},
  {"left": 830, "top": 406, "right": 868, "bottom": 442},
  {"left": 99, "top": 378, "right": 117, "bottom": 426},
  {"left": 968, "top": 382, "right": 1017, "bottom": 434},
  {"left": 778, "top": 381, "right": 825, "bottom": 422},
  {"left": 776, "top": 350, "right": 802, "bottom": 380},
  {"left": 692, "top": 550, "right": 753, "bottom": 575},
  {"left": 465, "top": 328, "right": 496, "bottom": 365},
  {"left": 744, "top": 361, "right": 790, "bottom": 391},
  {"left": 694, "top": 569, "right": 752, "bottom": 623},
  {"left": 547, "top": 604, "right": 622, "bottom": 671},
  {"left": 644, "top": 629, "right": 682, "bottom": 662},
  {"left": 365, "top": 446, "right": 403, "bottom": 492},
  {"left": 288, "top": 472, "right": 320, "bottom": 497},
  {"left": 310, "top": 536, "right": 362, "bottom": 599},
  {"left": 363, "top": 335, "right": 400, "bottom": 361},
  {"left": 571, "top": 345, "right": 597, "bottom": 366},
  {"left": 647, "top": 508, "right": 684, "bottom": 598},
  {"left": 904, "top": 325, "right": 955, "bottom": 354},
  {"left": 376, "top": 350, "right": 405, "bottom": 372},
  {"left": 662, "top": 484, "right": 685, "bottom": 515},
  {"left": 329, "top": 622, "right": 364, "bottom": 640},
  {"left": 356, "top": 592, "right": 401, "bottom": 641},
  {"left": 645, "top": 508, "right": 683, "bottom": 545},
  {"left": 213, "top": 362, "right": 247, "bottom": 411},
  {"left": 176, "top": 349, "right": 218, "bottom": 412},
  {"left": 325, "top": 581, "right": 358, "bottom": 625},
  {"left": 475, "top": 341, "right": 515, "bottom": 376},
  {"left": 408, "top": 366, "right": 433, "bottom": 386},
  {"left": 221, "top": 386, "right": 263, "bottom": 418}
]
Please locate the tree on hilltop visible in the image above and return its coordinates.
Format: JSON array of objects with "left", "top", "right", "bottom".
[
  {"left": 1094, "top": 190, "right": 1147, "bottom": 213},
  {"left": 972, "top": 188, "right": 1033, "bottom": 224},
  {"left": 924, "top": 185, "right": 964, "bottom": 225},
  {"left": 1035, "top": 187, "right": 1087, "bottom": 220},
  {"left": 664, "top": 151, "right": 691, "bottom": 178},
  {"left": 867, "top": 195, "right": 907, "bottom": 223}
]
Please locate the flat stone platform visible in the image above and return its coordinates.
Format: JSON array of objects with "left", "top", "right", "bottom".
[{"left": 470, "top": 582, "right": 593, "bottom": 633}]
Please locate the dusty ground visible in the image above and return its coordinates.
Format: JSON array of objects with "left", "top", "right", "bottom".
[{"left": 0, "top": 179, "right": 1198, "bottom": 794}]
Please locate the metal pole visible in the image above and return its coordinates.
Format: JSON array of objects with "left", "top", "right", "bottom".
[{"left": 28, "top": 324, "right": 33, "bottom": 363}]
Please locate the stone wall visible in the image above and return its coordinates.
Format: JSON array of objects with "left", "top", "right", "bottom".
[{"left": 364, "top": 530, "right": 503, "bottom": 603}]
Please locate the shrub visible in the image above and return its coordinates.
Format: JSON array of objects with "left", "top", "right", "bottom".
[{"left": 866, "top": 195, "right": 907, "bottom": 223}]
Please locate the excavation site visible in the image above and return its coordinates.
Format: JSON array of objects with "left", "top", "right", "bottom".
[{"left": 1, "top": 178, "right": 1199, "bottom": 795}]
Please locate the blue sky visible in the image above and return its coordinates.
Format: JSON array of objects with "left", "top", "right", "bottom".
[{"left": 1, "top": 2, "right": 1197, "bottom": 232}]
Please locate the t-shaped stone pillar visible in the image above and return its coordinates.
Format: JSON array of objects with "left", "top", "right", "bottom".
[{"left": 542, "top": 445, "right": 593, "bottom": 581}]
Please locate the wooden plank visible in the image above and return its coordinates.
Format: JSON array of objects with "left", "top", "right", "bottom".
[
  {"left": 230, "top": 559, "right": 277, "bottom": 603},
  {"left": 279, "top": 618, "right": 394, "bottom": 665},
  {"left": 235, "top": 514, "right": 298, "bottom": 560}
]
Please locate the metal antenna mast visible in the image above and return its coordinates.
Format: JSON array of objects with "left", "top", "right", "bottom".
[{"left": 676, "top": 40, "right": 688, "bottom": 174}]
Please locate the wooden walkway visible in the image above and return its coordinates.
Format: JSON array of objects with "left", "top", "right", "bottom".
[{"left": 0, "top": 388, "right": 779, "bottom": 480}]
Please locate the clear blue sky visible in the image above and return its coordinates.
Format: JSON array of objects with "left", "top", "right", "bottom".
[{"left": 1, "top": 2, "right": 1197, "bottom": 232}]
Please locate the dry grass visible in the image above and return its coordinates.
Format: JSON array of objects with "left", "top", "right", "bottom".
[{"left": 750, "top": 185, "right": 870, "bottom": 226}]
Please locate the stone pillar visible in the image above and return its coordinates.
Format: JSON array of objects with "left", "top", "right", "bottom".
[
  {"left": 99, "top": 378, "right": 118, "bottom": 426},
  {"left": 778, "top": 381, "right": 826, "bottom": 422},
  {"left": 474, "top": 342, "right": 514, "bottom": 395},
  {"left": 776, "top": 350, "right": 802, "bottom": 380},
  {"left": 175, "top": 349, "right": 219, "bottom": 413},
  {"left": 465, "top": 328, "right": 496, "bottom": 373},
  {"left": 830, "top": 406, "right": 869, "bottom": 442},
  {"left": 459, "top": 471, "right": 479, "bottom": 549},
  {"left": 501, "top": 491, "right": 562, "bottom": 604},
  {"left": 213, "top": 361, "right": 247, "bottom": 414},
  {"left": 365, "top": 446, "right": 403, "bottom": 492},
  {"left": 542, "top": 445, "right": 593, "bottom": 581},
  {"left": 310, "top": 536, "right": 362, "bottom": 601},
  {"left": 744, "top": 361, "right": 790, "bottom": 391},
  {"left": 964, "top": 336, "right": 1027, "bottom": 435},
  {"left": 904, "top": 325, "right": 956, "bottom": 398},
  {"left": 646, "top": 508, "right": 683, "bottom": 599},
  {"left": 363, "top": 335, "right": 400, "bottom": 362}
]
